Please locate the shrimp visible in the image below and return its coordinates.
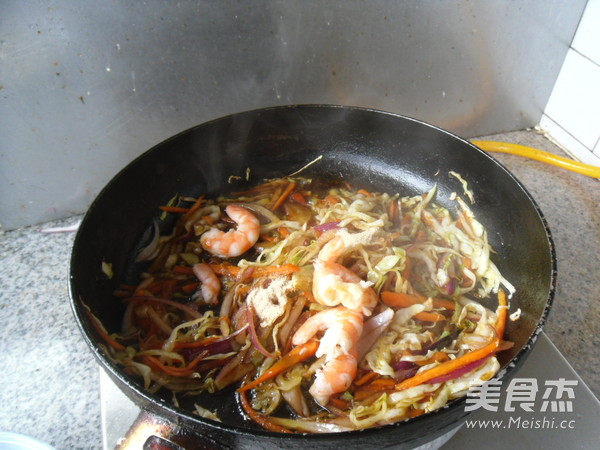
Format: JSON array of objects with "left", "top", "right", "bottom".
[
  {"left": 192, "top": 263, "right": 220, "bottom": 305},
  {"left": 200, "top": 205, "right": 260, "bottom": 258},
  {"left": 292, "top": 306, "right": 363, "bottom": 405},
  {"left": 312, "top": 235, "right": 378, "bottom": 316}
]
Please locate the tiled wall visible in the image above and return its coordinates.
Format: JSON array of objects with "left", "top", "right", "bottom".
[{"left": 540, "top": 0, "right": 600, "bottom": 166}]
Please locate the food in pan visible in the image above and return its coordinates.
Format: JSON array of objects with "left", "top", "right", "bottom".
[{"left": 91, "top": 175, "right": 515, "bottom": 433}]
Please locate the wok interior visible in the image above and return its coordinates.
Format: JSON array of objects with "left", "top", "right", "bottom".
[{"left": 70, "top": 105, "right": 554, "bottom": 439}]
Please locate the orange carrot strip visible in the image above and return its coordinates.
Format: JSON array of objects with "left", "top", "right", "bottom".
[
  {"left": 180, "top": 281, "right": 199, "bottom": 294},
  {"left": 406, "top": 408, "right": 426, "bottom": 418},
  {"left": 354, "top": 371, "right": 379, "bottom": 387},
  {"left": 328, "top": 396, "right": 350, "bottom": 410},
  {"left": 414, "top": 311, "right": 446, "bottom": 322},
  {"left": 290, "top": 192, "right": 308, "bottom": 206},
  {"left": 87, "top": 311, "right": 126, "bottom": 352},
  {"left": 413, "top": 351, "right": 450, "bottom": 366},
  {"left": 271, "top": 181, "right": 297, "bottom": 211},
  {"left": 253, "top": 264, "right": 300, "bottom": 278},
  {"left": 323, "top": 195, "right": 341, "bottom": 206},
  {"left": 381, "top": 291, "right": 455, "bottom": 311},
  {"left": 173, "top": 335, "right": 220, "bottom": 349},
  {"left": 159, "top": 205, "right": 190, "bottom": 213},
  {"left": 381, "top": 291, "right": 421, "bottom": 308},
  {"left": 353, "top": 379, "right": 396, "bottom": 401},
  {"left": 395, "top": 338, "right": 500, "bottom": 391},
  {"left": 172, "top": 265, "right": 194, "bottom": 275},
  {"left": 278, "top": 226, "right": 291, "bottom": 238},
  {"left": 238, "top": 388, "right": 291, "bottom": 433},
  {"left": 237, "top": 340, "right": 319, "bottom": 393},
  {"left": 185, "top": 195, "right": 205, "bottom": 216},
  {"left": 141, "top": 352, "right": 209, "bottom": 377},
  {"left": 209, "top": 263, "right": 241, "bottom": 278},
  {"left": 210, "top": 263, "right": 300, "bottom": 279},
  {"left": 432, "top": 298, "right": 456, "bottom": 311},
  {"left": 496, "top": 289, "right": 507, "bottom": 339},
  {"left": 364, "top": 378, "right": 396, "bottom": 390},
  {"left": 357, "top": 189, "right": 372, "bottom": 197}
]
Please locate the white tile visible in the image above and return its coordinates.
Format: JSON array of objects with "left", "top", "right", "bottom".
[
  {"left": 539, "top": 115, "right": 600, "bottom": 166},
  {"left": 572, "top": 0, "right": 600, "bottom": 65},
  {"left": 543, "top": 49, "right": 600, "bottom": 150}
]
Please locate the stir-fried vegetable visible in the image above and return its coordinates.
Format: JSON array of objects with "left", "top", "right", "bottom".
[{"left": 92, "top": 175, "right": 515, "bottom": 432}]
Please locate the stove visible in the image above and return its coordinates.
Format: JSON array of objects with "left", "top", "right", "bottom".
[{"left": 100, "top": 332, "right": 600, "bottom": 449}]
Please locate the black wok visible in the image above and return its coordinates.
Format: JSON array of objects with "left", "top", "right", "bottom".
[{"left": 69, "top": 105, "right": 556, "bottom": 449}]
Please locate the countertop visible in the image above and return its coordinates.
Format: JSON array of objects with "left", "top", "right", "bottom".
[{"left": 0, "top": 129, "right": 598, "bottom": 449}]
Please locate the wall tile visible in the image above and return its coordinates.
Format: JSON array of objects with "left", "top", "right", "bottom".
[
  {"left": 543, "top": 49, "right": 600, "bottom": 150},
  {"left": 572, "top": 0, "right": 600, "bottom": 65}
]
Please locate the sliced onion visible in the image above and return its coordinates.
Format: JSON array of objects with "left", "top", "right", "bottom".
[
  {"left": 313, "top": 221, "right": 340, "bottom": 232},
  {"left": 394, "top": 365, "right": 419, "bottom": 382},
  {"left": 427, "top": 355, "right": 491, "bottom": 384},
  {"left": 182, "top": 325, "right": 248, "bottom": 362},
  {"left": 393, "top": 360, "right": 418, "bottom": 371},
  {"left": 135, "top": 220, "right": 161, "bottom": 262},
  {"left": 246, "top": 305, "right": 277, "bottom": 359},
  {"left": 356, "top": 308, "right": 394, "bottom": 360}
]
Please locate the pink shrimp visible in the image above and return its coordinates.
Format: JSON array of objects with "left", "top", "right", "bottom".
[
  {"left": 192, "top": 263, "right": 220, "bottom": 305},
  {"left": 292, "top": 306, "right": 363, "bottom": 405},
  {"left": 200, "top": 205, "right": 260, "bottom": 258},
  {"left": 312, "top": 235, "right": 378, "bottom": 316}
]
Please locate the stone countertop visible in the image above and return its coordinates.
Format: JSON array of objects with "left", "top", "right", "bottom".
[{"left": 0, "top": 130, "right": 598, "bottom": 449}]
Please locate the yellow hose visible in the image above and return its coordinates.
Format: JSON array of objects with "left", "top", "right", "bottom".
[{"left": 470, "top": 140, "right": 600, "bottom": 179}]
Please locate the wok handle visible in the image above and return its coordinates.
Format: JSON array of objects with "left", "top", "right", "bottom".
[
  {"left": 117, "top": 410, "right": 225, "bottom": 450},
  {"left": 471, "top": 140, "right": 600, "bottom": 179}
]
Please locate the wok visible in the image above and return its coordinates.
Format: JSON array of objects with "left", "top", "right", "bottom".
[{"left": 69, "top": 105, "right": 556, "bottom": 449}]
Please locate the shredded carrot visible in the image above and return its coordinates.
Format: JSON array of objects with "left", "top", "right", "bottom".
[
  {"left": 414, "top": 311, "right": 446, "bottom": 322},
  {"left": 413, "top": 351, "right": 450, "bottom": 366},
  {"left": 238, "top": 388, "right": 291, "bottom": 433},
  {"left": 172, "top": 265, "right": 194, "bottom": 275},
  {"left": 271, "top": 181, "right": 297, "bottom": 211},
  {"left": 328, "top": 396, "right": 350, "bottom": 410},
  {"left": 381, "top": 291, "right": 420, "bottom": 308},
  {"left": 159, "top": 205, "right": 190, "bottom": 213},
  {"left": 278, "top": 226, "right": 291, "bottom": 238},
  {"left": 141, "top": 352, "right": 209, "bottom": 377},
  {"left": 388, "top": 199, "right": 400, "bottom": 225},
  {"left": 180, "top": 281, "right": 199, "bottom": 294},
  {"left": 432, "top": 298, "right": 457, "bottom": 311},
  {"left": 290, "top": 192, "right": 308, "bottom": 206},
  {"left": 353, "top": 378, "right": 396, "bottom": 401},
  {"left": 395, "top": 338, "right": 500, "bottom": 391},
  {"left": 354, "top": 371, "right": 379, "bottom": 386},
  {"left": 210, "top": 263, "right": 300, "bottom": 279},
  {"left": 87, "top": 311, "right": 126, "bottom": 352},
  {"left": 173, "top": 335, "right": 220, "bottom": 349},
  {"left": 184, "top": 195, "right": 205, "bottom": 217},
  {"left": 496, "top": 289, "right": 507, "bottom": 339},
  {"left": 381, "top": 291, "right": 455, "bottom": 312},
  {"left": 364, "top": 378, "right": 396, "bottom": 390},
  {"left": 357, "top": 189, "right": 372, "bottom": 197},
  {"left": 237, "top": 340, "right": 319, "bottom": 392},
  {"left": 322, "top": 195, "right": 341, "bottom": 206},
  {"left": 406, "top": 408, "right": 426, "bottom": 418}
]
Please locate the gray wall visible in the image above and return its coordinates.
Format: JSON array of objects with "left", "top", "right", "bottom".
[{"left": 0, "top": 0, "right": 587, "bottom": 230}]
